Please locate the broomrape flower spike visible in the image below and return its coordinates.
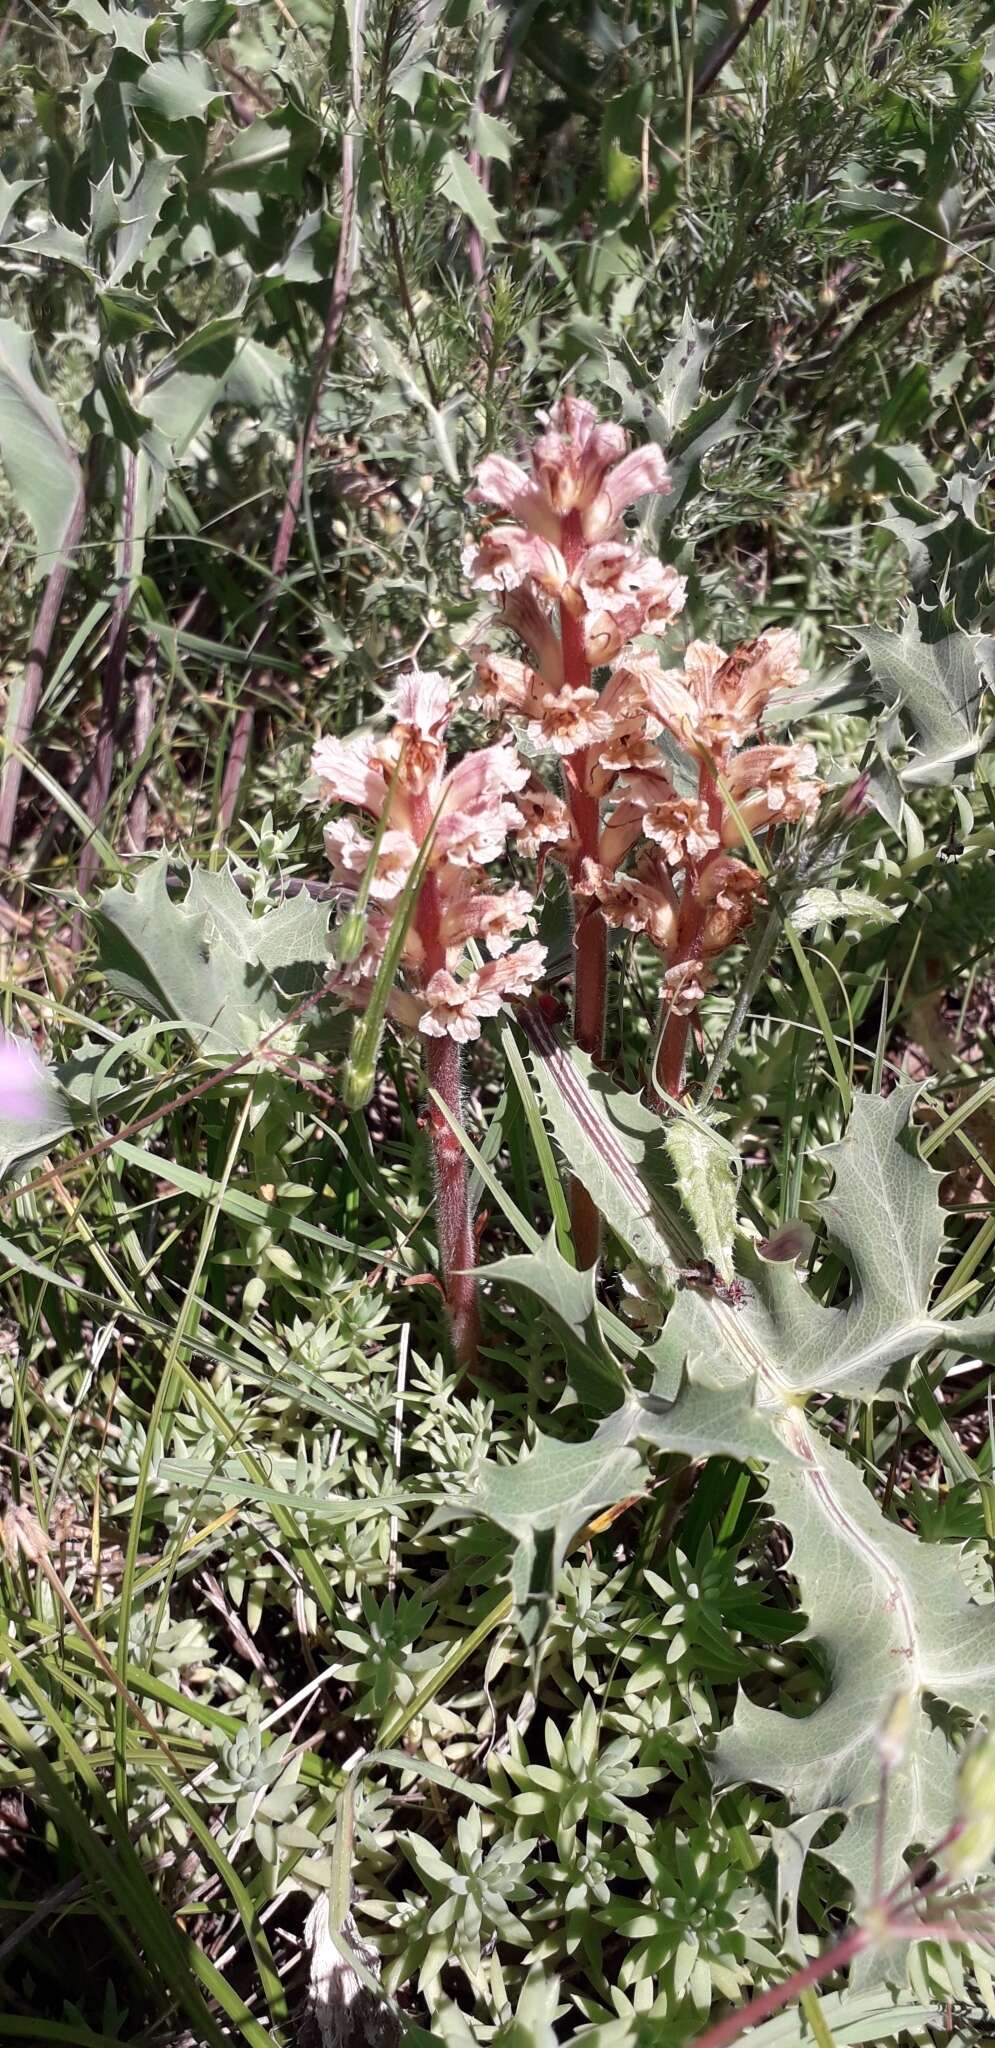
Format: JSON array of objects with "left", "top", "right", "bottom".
[
  {"left": 466, "top": 402, "right": 823, "bottom": 1209},
  {"left": 312, "top": 670, "right": 545, "bottom": 1368}
]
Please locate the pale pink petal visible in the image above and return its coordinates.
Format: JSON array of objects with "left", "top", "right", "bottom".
[
  {"left": 583, "top": 444, "right": 670, "bottom": 540},
  {"left": 469, "top": 455, "right": 561, "bottom": 540},
  {"left": 0, "top": 1036, "right": 50, "bottom": 1124},
  {"left": 387, "top": 668, "right": 452, "bottom": 740},
  {"left": 323, "top": 821, "right": 419, "bottom": 903},
  {"left": 513, "top": 789, "right": 576, "bottom": 860},
  {"left": 473, "top": 650, "right": 534, "bottom": 718},
  {"left": 418, "top": 970, "right": 484, "bottom": 1042},
  {"left": 444, "top": 741, "right": 530, "bottom": 811},
  {"left": 662, "top": 960, "right": 713, "bottom": 1015},
  {"left": 544, "top": 394, "right": 600, "bottom": 444},
  {"left": 472, "top": 940, "right": 547, "bottom": 1003},
  {"left": 463, "top": 525, "right": 569, "bottom": 598},
  {"left": 598, "top": 798, "right": 646, "bottom": 870},
  {"left": 436, "top": 798, "right": 524, "bottom": 868},
  {"left": 532, "top": 412, "right": 628, "bottom": 516},
  {"left": 311, "top": 734, "right": 388, "bottom": 816},
  {"left": 642, "top": 796, "right": 720, "bottom": 866},
  {"left": 442, "top": 886, "right": 535, "bottom": 958},
  {"left": 576, "top": 859, "right": 677, "bottom": 953},
  {"left": 525, "top": 685, "right": 615, "bottom": 756}
]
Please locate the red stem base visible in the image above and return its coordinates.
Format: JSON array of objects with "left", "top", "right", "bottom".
[{"left": 425, "top": 1032, "right": 481, "bottom": 1371}]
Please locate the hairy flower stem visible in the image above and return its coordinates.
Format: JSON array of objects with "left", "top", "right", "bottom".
[
  {"left": 561, "top": 514, "right": 607, "bottom": 1268},
  {"left": 425, "top": 1032, "right": 481, "bottom": 1369},
  {"left": 409, "top": 792, "right": 480, "bottom": 1368},
  {"left": 652, "top": 761, "right": 724, "bottom": 1102},
  {"left": 691, "top": 1923, "right": 872, "bottom": 2048}
]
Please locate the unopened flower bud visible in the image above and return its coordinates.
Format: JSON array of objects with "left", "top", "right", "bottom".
[
  {"left": 758, "top": 1220, "right": 815, "bottom": 1265},
  {"left": 335, "top": 908, "right": 367, "bottom": 965},
  {"left": 877, "top": 1690, "right": 913, "bottom": 1770},
  {"left": 839, "top": 771, "right": 870, "bottom": 821},
  {"left": 341, "top": 1047, "right": 378, "bottom": 1112},
  {"left": 943, "top": 1730, "right": 995, "bottom": 1880}
]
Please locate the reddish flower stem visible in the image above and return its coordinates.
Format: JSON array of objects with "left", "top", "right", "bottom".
[
  {"left": 560, "top": 513, "right": 606, "bottom": 1269},
  {"left": 409, "top": 792, "right": 480, "bottom": 1370},
  {"left": 691, "top": 1923, "right": 872, "bottom": 2048},
  {"left": 424, "top": 1031, "right": 481, "bottom": 1370}
]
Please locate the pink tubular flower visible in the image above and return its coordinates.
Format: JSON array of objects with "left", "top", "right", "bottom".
[
  {"left": 513, "top": 787, "right": 576, "bottom": 860},
  {"left": 525, "top": 685, "right": 616, "bottom": 756},
  {"left": 463, "top": 526, "right": 568, "bottom": 599},
  {"left": 312, "top": 670, "right": 543, "bottom": 1045},
  {"left": 418, "top": 944, "right": 547, "bottom": 1042},
  {"left": 0, "top": 1035, "right": 50, "bottom": 1124},
  {"left": 312, "top": 732, "right": 389, "bottom": 815},
  {"left": 469, "top": 455, "right": 561, "bottom": 540},
  {"left": 582, "top": 444, "right": 671, "bottom": 542},
  {"left": 662, "top": 960, "right": 714, "bottom": 1016},
  {"left": 441, "top": 885, "right": 536, "bottom": 957},
  {"left": 642, "top": 795, "right": 721, "bottom": 867},
  {"left": 577, "top": 857, "right": 678, "bottom": 955},
  {"left": 465, "top": 392, "right": 823, "bottom": 1118},
  {"left": 721, "top": 742, "right": 823, "bottom": 844},
  {"left": 695, "top": 855, "right": 764, "bottom": 953}
]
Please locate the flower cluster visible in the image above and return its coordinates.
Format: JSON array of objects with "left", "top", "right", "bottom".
[
  {"left": 465, "top": 397, "right": 822, "bottom": 1040},
  {"left": 312, "top": 671, "right": 545, "bottom": 1044}
]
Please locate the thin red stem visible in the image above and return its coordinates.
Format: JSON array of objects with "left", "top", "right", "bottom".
[
  {"left": 691, "top": 1923, "right": 871, "bottom": 2048},
  {"left": 424, "top": 1031, "right": 480, "bottom": 1369},
  {"left": 560, "top": 515, "right": 606, "bottom": 1268},
  {"left": 409, "top": 792, "right": 480, "bottom": 1369}
]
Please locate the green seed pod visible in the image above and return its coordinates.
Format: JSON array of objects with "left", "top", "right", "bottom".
[
  {"left": 944, "top": 1730, "right": 995, "bottom": 1880},
  {"left": 335, "top": 908, "right": 367, "bottom": 965},
  {"left": 341, "top": 1017, "right": 381, "bottom": 1110}
]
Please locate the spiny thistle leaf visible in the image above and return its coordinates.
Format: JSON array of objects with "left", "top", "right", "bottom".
[
  {"left": 663, "top": 1109, "right": 740, "bottom": 1283},
  {"left": 852, "top": 610, "right": 991, "bottom": 786},
  {"left": 94, "top": 856, "right": 331, "bottom": 1053},
  {"left": 448, "top": 1423, "right": 645, "bottom": 1651},
  {"left": 474, "top": 1029, "right": 995, "bottom": 1898}
]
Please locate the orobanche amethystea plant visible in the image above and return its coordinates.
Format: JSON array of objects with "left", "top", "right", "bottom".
[
  {"left": 465, "top": 395, "right": 821, "bottom": 1257},
  {"left": 311, "top": 670, "right": 544, "bottom": 1366}
]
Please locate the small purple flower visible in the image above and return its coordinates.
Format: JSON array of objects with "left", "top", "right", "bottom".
[{"left": 0, "top": 1035, "right": 49, "bottom": 1124}]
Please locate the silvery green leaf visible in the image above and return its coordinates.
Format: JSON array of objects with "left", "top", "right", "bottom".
[
  {"left": 853, "top": 610, "right": 988, "bottom": 784},
  {"left": 94, "top": 856, "right": 330, "bottom": 1053},
  {"left": 480, "top": 1037, "right": 995, "bottom": 1893},
  {"left": 466, "top": 1425, "right": 644, "bottom": 1649},
  {"left": 0, "top": 318, "right": 84, "bottom": 579},
  {"left": 790, "top": 886, "right": 901, "bottom": 934},
  {"left": 663, "top": 1109, "right": 740, "bottom": 1283}
]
